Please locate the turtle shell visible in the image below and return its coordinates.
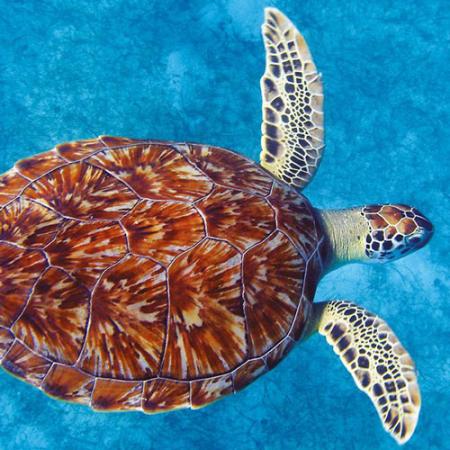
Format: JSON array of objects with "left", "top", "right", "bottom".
[{"left": 0, "top": 136, "right": 324, "bottom": 412}]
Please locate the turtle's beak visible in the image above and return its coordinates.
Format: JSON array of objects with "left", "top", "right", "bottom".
[{"left": 404, "top": 208, "right": 433, "bottom": 251}]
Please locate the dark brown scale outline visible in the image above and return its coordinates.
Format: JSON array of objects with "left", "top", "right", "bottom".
[
  {"left": 88, "top": 378, "right": 99, "bottom": 407},
  {"left": 14, "top": 171, "right": 33, "bottom": 183},
  {"left": 125, "top": 253, "right": 169, "bottom": 271}
]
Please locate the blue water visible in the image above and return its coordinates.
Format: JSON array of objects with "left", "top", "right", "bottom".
[{"left": 0, "top": 1, "right": 448, "bottom": 449}]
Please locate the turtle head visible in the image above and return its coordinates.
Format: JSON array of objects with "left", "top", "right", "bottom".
[
  {"left": 361, "top": 204, "right": 433, "bottom": 262},
  {"left": 318, "top": 204, "right": 433, "bottom": 269}
]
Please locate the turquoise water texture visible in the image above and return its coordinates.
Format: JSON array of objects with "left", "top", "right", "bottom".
[{"left": 0, "top": 1, "right": 448, "bottom": 449}]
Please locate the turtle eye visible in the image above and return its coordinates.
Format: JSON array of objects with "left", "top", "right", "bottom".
[{"left": 362, "top": 204, "right": 433, "bottom": 262}]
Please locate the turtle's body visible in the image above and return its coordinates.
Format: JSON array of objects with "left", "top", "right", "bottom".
[
  {"left": 0, "top": 137, "right": 323, "bottom": 411},
  {"left": 0, "top": 8, "right": 433, "bottom": 444}
]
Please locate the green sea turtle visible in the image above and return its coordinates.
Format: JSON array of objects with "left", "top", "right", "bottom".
[{"left": 0, "top": 7, "right": 432, "bottom": 444}]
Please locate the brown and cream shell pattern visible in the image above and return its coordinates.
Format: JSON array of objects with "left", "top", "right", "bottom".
[{"left": 0, "top": 136, "right": 324, "bottom": 412}]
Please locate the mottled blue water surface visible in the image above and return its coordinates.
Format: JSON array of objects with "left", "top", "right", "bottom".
[{"left": 0, "top": 1, "right": 448, "bottom": 449}]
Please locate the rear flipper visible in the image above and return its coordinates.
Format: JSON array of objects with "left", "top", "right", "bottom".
[{"left": 310, "top": 300, "right": 420, "bottom": 444}]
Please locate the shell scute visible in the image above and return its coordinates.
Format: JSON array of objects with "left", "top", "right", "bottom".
[
  {"left": 91, "top": 379, "right": 143, "bottom": 411},
  {"left": 89, "top": 144, "right": 213, "bottom": 202},
  {"left": 56, "top": 138, "right": 106, "bottom": 161},
  {"left": 196, "top": 187, "right": 275, "bottom": 251},
  {"left": 42, "top": 364, "right": 94, "bottom": 404},
  {"left": 183, "top": 144, "right": 273, "bottom": 195},
  {"left": 143, "top": 379, "right": 190, "bottom": 413},
  {"left": 162, "top": 239, "right": 246, "bottom": 379},
  {"left": 78, "top": 255, "right": 167, "bottom": 379},
  {"left": 15, "top": 150, "right": 66, "bottom": 180},
  {"left": 46, "top": 220, "right": 127, "bottom": 289},
  {"left": 100, "top": 136, "right": 147, "bottom": 148},
  {"left": 0, "top": 327, "right": 14, "bottom": 359},
  {"left": 122, "top": 200, "right": 205, "bottom": 266},
  {"left": 0, "top": 195, "right": 14, "bottom": 207},
  {"left": 289, "top": 296, "right": 313, "bottom": 342},
  {"left": 22, "top": 163, "right": 138, "bottom": 221},
  {"left": 0, "top": 169, "right": 28, "bottom": 205},
  {"left": 233, "top": 358, "right": 267, "bottom": 392},
  {"left": 1, "top": 341, "right": 51, "bottom": 386},
  {"left": 191, "top": 374, "right": 233, "bottom": 409},
  {"left": 0, "top": 243, "right": 47, "bottom": 327},
  {"left": 269, "top": 184, "right": 318, "bottom": 257},
  {"left": 243, "top": 231, "right": 305, "bottom": 356},
  {"left": 0, "top": 169, "right": 29, "bottom": 195},
  {"left": 0, "top": 198, "right": 61, "bottom": 248},
  {"left": 56, "top": 137, "right": 148, "bottom": 162},
  {"left": 12, "top": 267, "right": 90, "bottom": 365},
  {"left": 302, "top": 250, "right": 322, "bottom": 302},
  {"left": 265, "top": 337, "right": 295, "bottom": 369}
]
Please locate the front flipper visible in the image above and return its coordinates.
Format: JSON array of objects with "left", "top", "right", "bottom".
[
  {"left": 260, "top": 8, "right": 324, "bottom": 189},
  {"left": 311, "top": 300, "right": 420, "bottom": 444}
]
